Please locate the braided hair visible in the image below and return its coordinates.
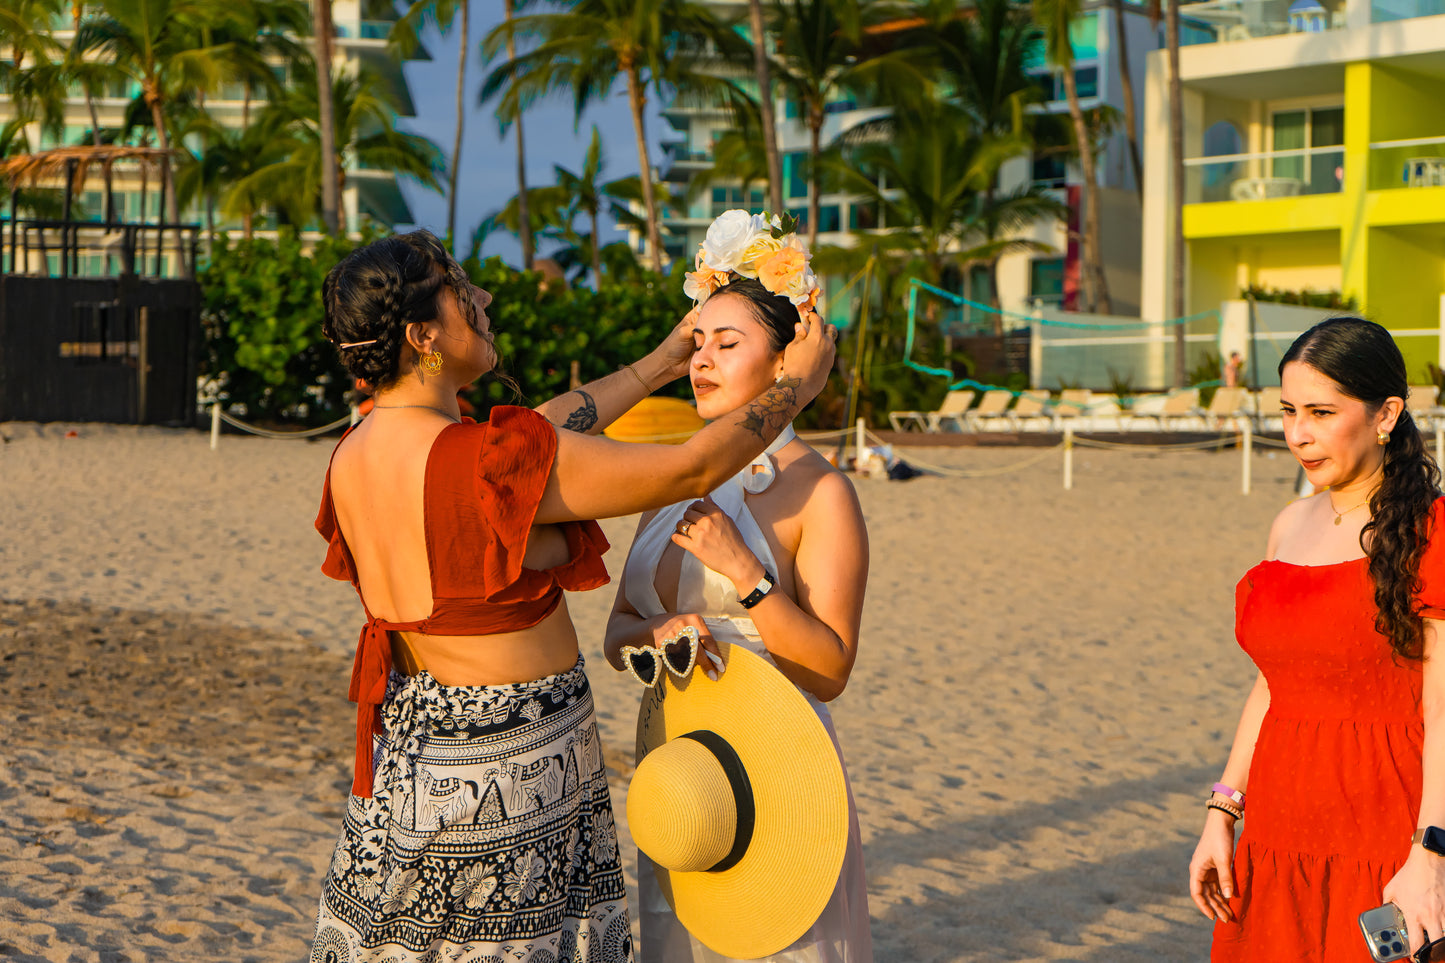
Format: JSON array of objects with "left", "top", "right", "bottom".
[
  {"left": 1281, "top": 316, "right": 1443, "bottom": 660},
  {"left": 322, "top": 230, "right": 478, "bottom": 388}
]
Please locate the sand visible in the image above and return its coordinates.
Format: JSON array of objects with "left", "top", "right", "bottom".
[{"left": 0, "top": 420, "right": 1303, "bottom": 961}]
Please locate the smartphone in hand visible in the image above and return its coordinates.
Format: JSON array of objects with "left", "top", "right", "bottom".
[{"left": 1360, "top": 904, "right": 1411, "bottom": 962}]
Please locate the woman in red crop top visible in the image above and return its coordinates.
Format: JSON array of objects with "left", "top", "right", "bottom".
[
  {"left": 1188, "top": 318, "right": 1445, "bottom": 962},
  {"left": 308, "top": 230, "right": 837, "bottom": 963}
]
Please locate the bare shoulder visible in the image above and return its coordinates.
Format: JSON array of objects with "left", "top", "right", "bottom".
[
  {"left": 778, "top": 445, "right": 864, "bottom": 527},
  {"left": 1267, "top": 493, "right": 1323, "bottom": 557}
]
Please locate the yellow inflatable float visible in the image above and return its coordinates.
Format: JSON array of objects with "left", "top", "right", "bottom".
[{"left": 603, "top": 396, "right": 705, "bottom": 444}]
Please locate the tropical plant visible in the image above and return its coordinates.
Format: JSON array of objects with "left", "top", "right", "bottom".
[
  {"left": 1032, "top": 0, "right": 1111, "bottom": 313},
  {"left": 389, "top": 0, "right": 477, "bottom": 244},
  {"left": 1, "top": 0, "right": 69, "bottom": 153},
  {"left": 233, "top": 66, "right": 445, "bottom": 231},
  {"left": 481, "top": 0, "right": 736, "bottom": 273},
  {"left": 746, "top": 0, "right": 783, "bottom": 213},
  {"left": 74, "top": 0, "right": 233, "bottom": 262}
]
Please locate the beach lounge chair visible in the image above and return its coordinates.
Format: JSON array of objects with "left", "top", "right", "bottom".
[
  {"left": 1082, "top": 393, "right": 1126, "bottom": 432},
  {"left": 888, "top": 390, "right": 975, "bottom": 433},
  {"left": 1053, "top": 389, "right": 1093, "bottom": 421},
  {"left": 966, "top": 390, "right": 1015, "bottom": 431},
  {"left": 1007, "top": 390, "right": 1054, "bottom": 431},
  {"left": 1203, "top": 386, "right": 1249, "bottom": 431},
  {"left": 1252, "top": 387, "right": 1282, "bottom": 432},
  {"left": 1131, "top": 389, "right": 1200, "bottom": 431},
  {"left": 1408, "top": 385, "right": 1441, "bottom": 429}
]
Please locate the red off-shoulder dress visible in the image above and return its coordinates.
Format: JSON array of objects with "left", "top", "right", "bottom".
[{"left": 1212, "top": 497, "right": 1445, "bottom": 960}]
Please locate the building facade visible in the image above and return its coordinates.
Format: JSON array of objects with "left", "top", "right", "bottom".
[
  {"left": 1141, "top": 0, "right": 1445, "bottom": 380},
  {"left": 0, "top": 0, "right": 422, "bottom": 275},
  {"left": 655, "top": 0, "right": 1160, "bottom": 326}
]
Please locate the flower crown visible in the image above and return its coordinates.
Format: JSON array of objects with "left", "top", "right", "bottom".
[{"left": 683, "top": 209, "right": 821, "bottom": 316}]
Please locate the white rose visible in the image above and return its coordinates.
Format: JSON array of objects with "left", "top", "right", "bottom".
[{"left": 701, "top": 209, "right": 759, "bottom": 272}]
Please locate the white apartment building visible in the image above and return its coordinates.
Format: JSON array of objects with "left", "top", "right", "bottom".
[{"left": 653, "top": 0, "right": 1160, "bottom": 325}]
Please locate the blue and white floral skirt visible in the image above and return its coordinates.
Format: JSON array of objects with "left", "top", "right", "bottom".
[{"left": 311, "top": 657, "right": 633, "bottom": 963}]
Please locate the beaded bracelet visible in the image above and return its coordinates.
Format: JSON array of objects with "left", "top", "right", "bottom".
[{"left": 1207, "top": 800, "right": 1243, "bottom": 821}]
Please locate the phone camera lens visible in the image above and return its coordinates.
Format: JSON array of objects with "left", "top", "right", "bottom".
[
  {"left": 1393, "top": 942, "right": 1405, "bottom": 954},
  {"left": 1382, "top": 931, "right": 1395, "bottom": 940}
]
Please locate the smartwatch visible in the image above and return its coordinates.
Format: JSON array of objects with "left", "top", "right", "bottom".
[
  {"left": 738, "top": 571, "right": 775, "bottom": 610},
  {"left": 1412, "top": 826, "right": 1445, "bottom": 857}
]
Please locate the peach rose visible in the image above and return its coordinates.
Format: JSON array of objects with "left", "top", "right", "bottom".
[
  {"left": 683, "top": 249, "right": 731, "bottom": 304},
  {"left": 757, "top": 246, "right": 813, "bottom": 303}
]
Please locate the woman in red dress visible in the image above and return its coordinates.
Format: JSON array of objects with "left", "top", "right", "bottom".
[{"left": 1189, "top": 317, "right": 1445, "bottom": 961}]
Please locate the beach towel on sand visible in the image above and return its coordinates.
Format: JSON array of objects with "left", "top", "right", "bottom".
[{"left": 310, "top": 657, "right": 632, "bottom": 963}]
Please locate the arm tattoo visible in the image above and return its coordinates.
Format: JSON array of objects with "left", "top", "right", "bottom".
[
  {"left": 739, "top": 376, "right": 801, "bottom": 440},
  {"left": 561, "top": 389, "right": 599, "bottom": 433}
]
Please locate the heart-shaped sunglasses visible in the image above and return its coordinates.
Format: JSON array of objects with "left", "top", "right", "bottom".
[{"left": 621, "top": 626, "right": 702, "bottom": 688}]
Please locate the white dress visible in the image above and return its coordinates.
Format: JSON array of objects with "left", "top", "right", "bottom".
[{"left": 621, "top": 427, "right": 873, "bottom": 963}]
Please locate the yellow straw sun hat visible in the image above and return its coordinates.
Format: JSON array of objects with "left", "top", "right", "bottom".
[{"left": 628, "top": 641, "right": 847, "bottom": 960}]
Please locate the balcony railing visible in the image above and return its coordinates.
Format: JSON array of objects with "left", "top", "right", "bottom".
[
  {"left": 1369, "top": 136, "right": 1445, "bottom": 191},
  {"left": 1372, "top": 0, "right": 1445, "bottom": 21},
  {"left": 1184, "top": 148, "right": 1344, "bottom": 203},
  {"left": 1180, "top": 0, "right": 1344, "bottom": 44}
]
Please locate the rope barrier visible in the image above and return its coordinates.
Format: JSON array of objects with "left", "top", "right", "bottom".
[{"left": 210, "top": 402, "right": 355, "bottom": 449}]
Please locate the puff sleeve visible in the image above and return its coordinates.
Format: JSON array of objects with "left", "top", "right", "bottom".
[{"left": 1415, "top": 497, "right": 1445, "bottom": 620}]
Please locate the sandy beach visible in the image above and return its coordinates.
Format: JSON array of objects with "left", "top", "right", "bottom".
[{"left": 0, "top": 420, "right": 1303, "bottom": 961}]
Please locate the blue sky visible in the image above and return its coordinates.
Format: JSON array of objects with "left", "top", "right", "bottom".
[{"left": 392, "top": 6, "right": 667, "bottom": 267}]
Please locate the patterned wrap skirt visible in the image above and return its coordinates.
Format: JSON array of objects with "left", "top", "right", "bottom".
[{"left": 311, "top": 657, "right": 634, "bottom": 963}]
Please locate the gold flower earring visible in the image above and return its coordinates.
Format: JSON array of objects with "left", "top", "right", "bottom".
[{"left": 421, "top": 351, "right": 443, "bottom": 376}]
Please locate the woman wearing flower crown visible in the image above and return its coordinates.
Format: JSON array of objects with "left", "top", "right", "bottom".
[{"left": 605, "top": 211, "right": 872, "bottom": 963}]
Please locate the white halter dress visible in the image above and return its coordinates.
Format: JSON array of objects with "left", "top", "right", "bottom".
[{"left": 622, "top": 427, "right": 873, "bottom": 963}]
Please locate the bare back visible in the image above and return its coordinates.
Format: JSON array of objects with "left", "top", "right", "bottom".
[{"left": 328, "top": 414, "right": 581, "bottom": 685}]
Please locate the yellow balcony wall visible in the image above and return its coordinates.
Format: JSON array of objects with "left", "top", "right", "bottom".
[
  {"left": 1364, "top": 224, "right": 1445, "bottom": 378},
  {"left": 1188, "top": 231, "right": 1341, "bottom": 315},
  {"left": 1184, "top": 193, "right": 1342, "bottom": 239}
]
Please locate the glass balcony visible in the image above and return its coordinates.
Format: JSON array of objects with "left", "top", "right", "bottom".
[
  {"left": 1372, "top": 0, "right": 1445, "bottom": 20},
  {"left": 1180, "top": 0, "right": 1345, "bottom": 44},
  {"left": 1369, "top": 136, "right": 1445, "bottom": 191},
  {"left": 1184, "top": 148, "right": 1344, "bottom": 203}
]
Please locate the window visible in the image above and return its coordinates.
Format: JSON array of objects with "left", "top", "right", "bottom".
[
  {"left": 818, "top": 205, "right": 841, "bottom": 233},
  {"left": 848, "top": 201, "right": 879, "bottom": 231},
  {"left": 1031, "top": 153, "right": 1067, "bottom": 188},
  {"left": 1271, "top": 106, "right": 1344, "bottom": 194},
  {"left": 1030, "top": 257, "right": 1066, "bottom": 306},
  {"left": 1075, "top": 66, "right": 1098, "bottom": 99},
  {"left": 784, "top": 152, "right": 808, "bottom": 200}
]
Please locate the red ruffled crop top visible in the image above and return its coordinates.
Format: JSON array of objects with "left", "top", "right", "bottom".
[{"left": 316, "top": 406, "right": 610, "bottom": 796}]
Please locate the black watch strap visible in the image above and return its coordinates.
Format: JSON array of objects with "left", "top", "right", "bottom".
[{"left": 738, "top": 571, "right": 775, "bottom": 609}]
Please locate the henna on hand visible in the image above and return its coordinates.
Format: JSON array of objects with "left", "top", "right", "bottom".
[
  {"left": 739, "top": 376, "right": 801, "bottom": 440},
  {"left": 561, "top": 390, "right": 599, "bottom": 433}
]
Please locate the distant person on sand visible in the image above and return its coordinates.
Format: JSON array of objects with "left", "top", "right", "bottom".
[
  {"left": 307, "top": 229, "right": 836, "bottom": 962},
  {"left": 1224, "top": 351, "right": 1245, "bottom": 388},
  {"left": 1189, "top": 317, "right": 1445, "bottom": 962},
  {"left": 605, "top": 211, "right": 872, "bottom": 963}
]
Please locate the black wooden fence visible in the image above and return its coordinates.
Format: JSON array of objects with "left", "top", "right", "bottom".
[
  {"left": 0, "top": 216, "right": 201, "bottom": 424},
  {"left": 0, "top": 274, "right": 200, "bottom": 424}
]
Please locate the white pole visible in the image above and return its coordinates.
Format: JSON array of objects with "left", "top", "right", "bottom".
[
  {"left": 210, "top": 401, "right": 221, "bottom": 451},
  {"left": 1063, "top": 424, "right": 1074, "bottom": 490},
  {"left": 855, "top": 417, "right": 866, "bottom": 472},
  {"left": 351, "top": 403, "right": 361, "bottom": 427},
  {"left": 1242, "top": 428, "right": 1252, "bottom": 495}
]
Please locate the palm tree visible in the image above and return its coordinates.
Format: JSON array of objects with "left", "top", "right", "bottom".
[
  {"left": 1032, "top": 0, "right": 1111, "bottom": 314},
  {"left": 766, "top": 0, "right": 932, "bottom": 248},
  {"left": 311, "top": 0, "right": 340, "bottom": 234},
  {"left": 235, "top": 66, "right": 444, "bottom": 230},
  {"left": 747, "top": 0, "right": 783, "bottom": 213},
  {"left": 389, "top": 0, "right": 473, "bottom": 244},
  {"left": 74, "top": 0, "right": 230, "bottom": 247},
  {"left": 2, "top": 0, "right": 68, "bottom": 153},
  {"left": 1108, "top": 0, "right": 1144, "bottom": 200},
  {"left": 482, "top": 0, "right": 732, "bottom": 273}
]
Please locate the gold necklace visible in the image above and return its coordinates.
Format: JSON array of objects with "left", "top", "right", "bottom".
[
  {"left": 1328, "top": 494, "right": 1370, "bottom": 526},
  {"left": 370, "top": 404, "right": 461, "bottom": 423}
]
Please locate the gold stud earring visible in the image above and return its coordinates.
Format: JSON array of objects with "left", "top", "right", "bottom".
[
  {"left": 421, "top": 351, "right": 443, "bottom": 376},
  {"left": 1378, "top": 430, "right": 1391, "bottom": 446}
]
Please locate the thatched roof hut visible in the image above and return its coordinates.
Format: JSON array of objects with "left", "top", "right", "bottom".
[{"left": 0, "top": 145, "right": 176, "bottom": 194}]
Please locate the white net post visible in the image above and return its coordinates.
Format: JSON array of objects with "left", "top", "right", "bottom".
[
  {"left": 855, "top": 418, "right": 865, "bottom": 472},
  {"left": 1063, "top": 424, "right": 1074, "bottom": 490},
  {"left": 210, "top": 402, "right": 221, "bottom": 451},
  {"left": 1242, "top": 429, "right": 1253, "bottom": 495}
]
